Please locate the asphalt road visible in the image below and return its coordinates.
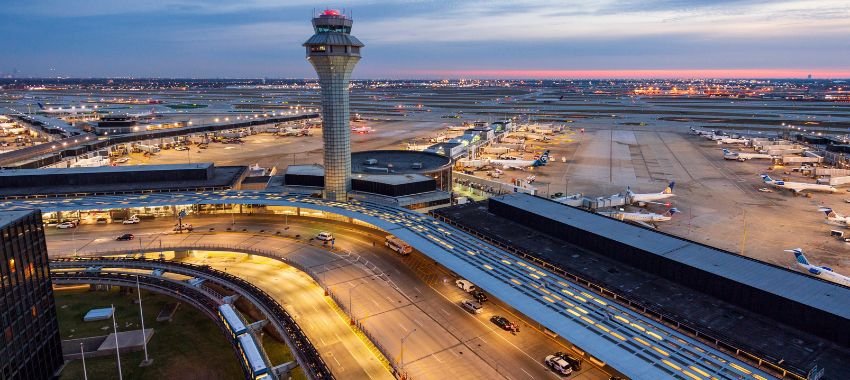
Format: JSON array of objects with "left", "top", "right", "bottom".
[{"left": 45, "top": 214, "right": 611, "bottom": 380}]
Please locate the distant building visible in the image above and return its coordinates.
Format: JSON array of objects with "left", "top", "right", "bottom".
[{"left": 0, "top": 210, "right": 63, "bottom": 379}]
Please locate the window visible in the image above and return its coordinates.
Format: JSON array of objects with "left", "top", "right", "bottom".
[
  {"left": 4, "top": 326, "right": 11, "bottom": 343},
  {"left": 8, "top": 259, "right": 14, "bottom": 273},
  {"left": 310, "top": 45, "right": 327, "bottom": 53},
  {"left": 31, "top": 305, "right": 37, "bottom": 317}
]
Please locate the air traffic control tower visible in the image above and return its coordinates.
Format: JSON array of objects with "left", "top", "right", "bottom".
[{"left": 304, "top": 9, "right": 364, "bottom": 201}]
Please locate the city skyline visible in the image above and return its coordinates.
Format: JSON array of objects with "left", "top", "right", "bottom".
[{"left": 2, "top": 0, "right": 849, "bottom": 79}]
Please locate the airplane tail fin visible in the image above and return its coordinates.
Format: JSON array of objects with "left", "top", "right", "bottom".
[
  {"left": 662, "top": 181, "right": 675, "bottom": 194},
  {"left": 785, "top": 249, "right": 809, "bottom": 266},
  {"left": 36, "top": 102, "right": 45, "bottom": 110},
  {"left": 760, "top": 174, "right": 772, "bottom": 182},
  {"left": 722, "top": 148, "right": 731, "bottom": 154},
  {"left": 818, "top": 207, "right": 836, "bottom": 218}
]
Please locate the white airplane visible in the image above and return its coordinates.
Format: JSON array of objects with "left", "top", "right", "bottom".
[
  {"left": 597, "top": 208, "right": 679, "bottom": 228},
  {"left": 627, "top": 182, "right": 675, "bottom": 206},
  {"left": 818, "top": 207, "right": 849, "bottom": 227},
  {"left": 690, "top": 127, "right": 713, "bottom": 137},
  {"left": 36, "top": 102, "right": 99, "bottom": 115},
  {"left": 760, "top": 174, "right": 837, "bottom": 193},
  {"left": 488, "top": 158, "right": 544, "bottom": 170},
  {"left": 722, "top": 148, "right": 773, "bottom": 161},
  {"left": 786, "top": 248, "right": 850, "bottom": 287},
  {"left": 352, "top": 125, "right": 374, "bottom": 134},
  {"left": 126, "top": 107, "right": 157, "bottom": 119},
  {"left": 715, "top": 136, "right": 749, "bottom": 145}
]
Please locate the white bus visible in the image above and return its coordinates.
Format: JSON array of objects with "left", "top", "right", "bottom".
[{"left": 385, "top": 235, "right": 412, "bottom": 256}]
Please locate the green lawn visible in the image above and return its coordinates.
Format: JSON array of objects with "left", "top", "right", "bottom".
[{"left": 56, "top": 287, "right": 243, "bottom": 380}]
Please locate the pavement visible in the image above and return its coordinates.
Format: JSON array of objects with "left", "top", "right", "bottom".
[{"left": 45, "top": 214, "right": 611, "bottom": 380}]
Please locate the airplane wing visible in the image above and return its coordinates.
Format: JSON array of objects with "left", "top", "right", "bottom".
[{"left": 632, "top": 220, "right": 657, "bottom": 229}]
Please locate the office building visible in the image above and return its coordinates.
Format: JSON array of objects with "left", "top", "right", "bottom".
[{"left": 1, "top": 210, "right": 63, "bottom": 379}]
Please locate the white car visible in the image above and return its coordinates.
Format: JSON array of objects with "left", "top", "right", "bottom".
[
  {"left": 460, "top": 299, "right": 483, "bottom": 314},
  {"left": 544, "top": 355, "right": 573, "bottom": 376},
  {"left": 122, "top": 217, "right": 140, "bottom": 224},
  {"left": 316, "top": 232, "right": 334, "bottom": 241},
  {"left": 758, "top": 187, "right": 773, "bottom": 193},
  {"left": 115, "top": 158, "right": 129, "bottom": 164},
  {"left": 56, "top": 222, "right": 77, "bottom": 229}
]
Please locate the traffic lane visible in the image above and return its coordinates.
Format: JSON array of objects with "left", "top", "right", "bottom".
[
  {"left": 45, "top": 218, "right": 605, "bottom": 379},
  {"left": 182, "top": 252, "right": 393, "bottom": 380}
]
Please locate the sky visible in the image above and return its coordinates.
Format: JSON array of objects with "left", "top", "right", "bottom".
[{"left": 1, "top": 0, "right": 849, "bottom": 79}]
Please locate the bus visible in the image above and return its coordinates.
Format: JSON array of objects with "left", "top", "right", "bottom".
[{"left": 385, "top": 235, "right": 412, "bottom": 256}]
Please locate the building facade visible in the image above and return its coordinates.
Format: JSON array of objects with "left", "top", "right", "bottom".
[
  {"left": 0, "top": 210, "right": 63, "bottom": 380},
  {"left": 303, "top": 9, "right": 364, "bottom": 201}
]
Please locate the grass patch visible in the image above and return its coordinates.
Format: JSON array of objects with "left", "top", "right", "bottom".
[
  {"left": 261, "top": 334, "right": 307, "bottom": 380},
  {"left": 56, "top": 286, "right": 242, "bottom": 380}
]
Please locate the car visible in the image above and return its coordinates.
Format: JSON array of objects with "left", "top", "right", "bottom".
[
  {"left": 758, "top": 187, "right": 773, "bottom": 193},
  {"left": 173, "top": 223, "right": 193, "bottom": 231},
  {"left": 490, "top": 315, "right": 519, "bottom": 332},
  {"left": 56, "top": 222, "right": 77, "bottom": 229},
  {"left": 122, "top": 217, "right": 140, "bottom": 224},
  {"left": 115, "top": 157, "right": 130, "bottom": 164},
  {"left": 316, "top": 232, "right": 334, "bottom": 241},
  {"left": 116, "top": 234, "right": 135, "bottom": 241},
  {"left": 554, "top": 351, "right": 582, "bottom": 371},
  {"left": 455, "top": 279, "right": 476, "bottom": 292},
  {"left": 471, "top": 290, "right": 488, "bottom": 303},
  {"left": 460, "top": 299, "right": 483, "bottom": 314},
  {"left": 96, "top": 217, "right": 109, "bottom": 224},
  {"left": 175, "top": 146, "right": 189, "bottom": 151},
  {"left": 544, "top": 354, "right": 573, "bottom": 376}
]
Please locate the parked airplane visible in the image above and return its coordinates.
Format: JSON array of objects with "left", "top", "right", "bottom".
[
  {"left": 126, "top": 107, "right": 157, "bottom": 119},
  {"left": 597, "top": 208, "right": 679, "bottom": 228},
  {"left": 760, "top": 174, "right": 838, "bottom": 193},
  {"left": 352, "top": 125, "right": 374, "bottom": 134},
  {"left": 715, "top": 136, "right": 749, "bottom": 145},
  {"left": 36, "top": 102, "right": 98, "bottom": 115},
  {"left": 818, "top": 207, "right": 849, "bottom": 227},
  {"left": 722, "top": 149, "right": 773, "bottom": 161},
  {"left": 786, "top": 248, "right": 850, "bottom": 287},
  {"left": 489, "top": 158, "right": 544, "bottom": 170},
  {"left": 627, "top": 182, "right": 675, "bottom": 206},
  {"left": 690, "top": 127, "right": 713, "bottom": 137}
]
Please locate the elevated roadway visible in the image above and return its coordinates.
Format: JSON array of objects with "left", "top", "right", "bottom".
[{"left": 5, "top": 191, "right": 778, "bottom": 379}]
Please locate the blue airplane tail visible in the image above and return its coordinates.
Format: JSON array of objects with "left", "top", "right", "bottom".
[
  {"left": 761, "top": 174, "right": 773, "bottom": 182},
  {"left": 792, "top": 249, "right": 809, "bottom": 266},
  {"left": 36, "top": 102, "right": 45, "bottom": 110},
  {"left": 662, "top": 181, "right": 675, "bottom": 194}
]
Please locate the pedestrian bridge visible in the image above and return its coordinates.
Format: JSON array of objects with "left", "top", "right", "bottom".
[{"left": 7, "top": 191, "right": 777, "bottom": 380}]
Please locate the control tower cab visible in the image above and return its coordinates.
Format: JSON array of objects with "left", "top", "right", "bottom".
[{"left": 303, "top": 9, "right": 364, "bottom": 202}]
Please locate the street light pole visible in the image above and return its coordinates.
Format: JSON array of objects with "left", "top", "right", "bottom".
[
  {"left": 80, "top": 342, "right": 88, "bottom": 380},
  {"left": 400, "top": 328, "right": 417, "bottom": 374},
  {"left": 111, "top": 304, "right": 123, "bottom": 380},
  {"left": 348, "top": 282, "right": 365, "bottom": 325},
  {"left": 136, "top": 276, "right": 152, "bottom": 366}
]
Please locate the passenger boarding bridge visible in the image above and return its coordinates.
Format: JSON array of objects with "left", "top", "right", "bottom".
[{"left": 7, "top": 191, "right": 777, "bottom": 380}]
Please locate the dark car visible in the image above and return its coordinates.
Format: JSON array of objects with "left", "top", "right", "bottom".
[
  {"left": 471, "top": 290, "right": 488, "bottom": 303},
  {"left": 116, "top": 233, "right": 135, "bottom": 241},
  {"left": 490, "top": 315, "right": 519, "bottom": 332},
  {"left": 555, "top": 351, "right": 582, "bottom": 371}
]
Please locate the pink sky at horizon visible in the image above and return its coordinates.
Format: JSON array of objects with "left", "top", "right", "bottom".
[{"left": 403, "top": 69, "right": 850, "bottom": 80}]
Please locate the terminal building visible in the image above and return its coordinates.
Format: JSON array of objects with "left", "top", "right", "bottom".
[
  {"left": 0, "top": 210, "right": 64, "bottom": 379},
  {"left": 434, "top": 193, "right": 850, "bottom": 378}
]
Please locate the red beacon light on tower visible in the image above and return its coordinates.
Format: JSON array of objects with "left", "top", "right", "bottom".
[{"left": 322, "top": 9, "right": 341, "bottom": 17}]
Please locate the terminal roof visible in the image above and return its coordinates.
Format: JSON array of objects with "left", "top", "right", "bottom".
[{"left": 494, "top": 193, "right": 850, "bottom": 319}]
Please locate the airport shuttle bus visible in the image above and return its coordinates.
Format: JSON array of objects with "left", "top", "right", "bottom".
[
  {"left": 218, "top": 304, "right": 248, "bottom": 339},
  {"left": 385, "top": 235, "right": 413, "bottom": 255}
]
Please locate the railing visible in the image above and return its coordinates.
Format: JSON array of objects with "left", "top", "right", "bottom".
[{"left": 429, "top": 212, "right": 807, "bottom": 380}]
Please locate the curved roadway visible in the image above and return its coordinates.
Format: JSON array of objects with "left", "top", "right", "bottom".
[{"left": 6, "top": 190, "right": 777, "bottom": 379}]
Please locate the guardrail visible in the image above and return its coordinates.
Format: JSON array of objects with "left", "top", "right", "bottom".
[
  {"left": 50, "top": 255, "right": 335, "bottom": 380},
  {"left": 429, "top": 212, "right": 807, "bottom": 380}
]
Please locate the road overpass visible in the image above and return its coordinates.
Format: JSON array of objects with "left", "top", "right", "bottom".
[
  {"left": 50, "top": 256, "right": 334, "bottom": 380},
  {"left": 5, "top": 191, "right": 777, "bottom": 379}
]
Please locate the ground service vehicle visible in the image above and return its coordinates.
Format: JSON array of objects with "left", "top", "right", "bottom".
[
  {"left": 122, "top": 215, "right": 140, "bottom": 224},
  {"left": 317, "top": 232, "right": 334, "bottom": 241},
  {"left": 116, "top": 234, "right": 135, "bottom": 241},
  {"left": 555, "top": 351, "right": 582, "bottom": 371},
  {"left": 385, "top": 235, "right": 412, "bottom": 255}
]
